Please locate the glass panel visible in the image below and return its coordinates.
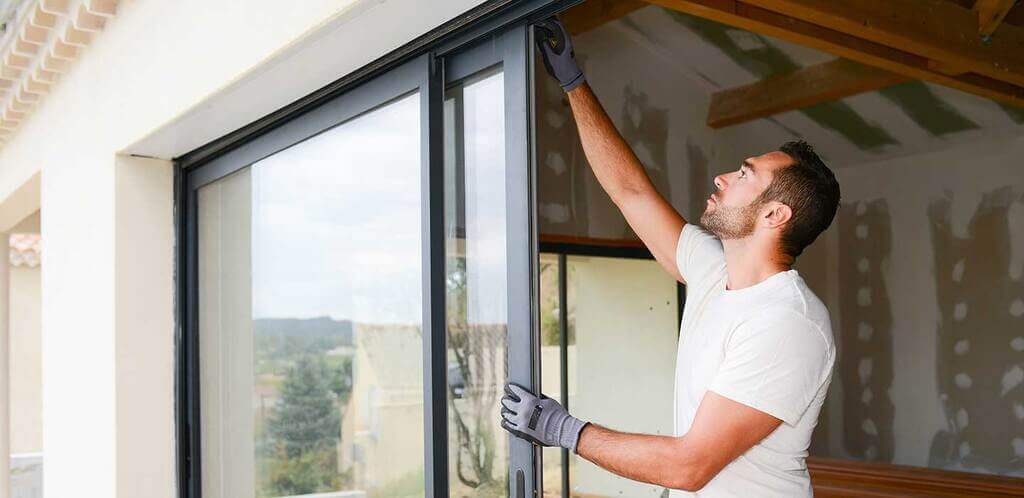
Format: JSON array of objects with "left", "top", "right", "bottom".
[
  {"left": 198, "top": 92, "right": 425, "bottom": 498},
  {"left": 539, "top": 253, "right": 564, "bottom": 498},
  {"left": 565, "top": 255, "right": 677, "bottom": 497},
  {"left": 444, "top": 68, "right": 509, "bottom": 498}
]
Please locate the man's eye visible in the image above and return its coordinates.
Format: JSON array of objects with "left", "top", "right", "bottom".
[{"left": 739, "top": 170, "right": 747, "bottom": 178}]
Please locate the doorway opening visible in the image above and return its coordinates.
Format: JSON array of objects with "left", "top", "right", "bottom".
[{"left": 533, "top": 0, "right": 1024, "bottom": 495}]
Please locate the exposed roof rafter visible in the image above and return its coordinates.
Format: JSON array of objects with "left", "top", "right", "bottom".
[
  {"left": 974, "top": 0, "right": 1019, "bottom": 37},
  {"left": 561, "top": 0, "right": 648, "bottom": 35},
  {"left": 707, "top": 58, "right": 909, "bottom": 128},
  {"left": 641, "top": 0, "right": 1024, "bottom": 109},
  {"left": 750, "top": 0, "right": 1024, "bottom": 89}
]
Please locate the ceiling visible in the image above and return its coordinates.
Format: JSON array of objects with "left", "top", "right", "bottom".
[{"left": 569, "top": 1, "right": 1024, "bottom": 166}]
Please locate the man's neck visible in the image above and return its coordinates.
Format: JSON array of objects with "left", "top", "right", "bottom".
[{"left": 721, "top": 237, "right": 792, "bottom": 291}]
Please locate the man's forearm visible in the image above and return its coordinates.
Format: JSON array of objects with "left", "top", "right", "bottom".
[
  {"left": 567, "top": 83, "right": 655, "bottom": 203},
  {"left": 575, "top": 423, "right": 708, "bottom": 491}
]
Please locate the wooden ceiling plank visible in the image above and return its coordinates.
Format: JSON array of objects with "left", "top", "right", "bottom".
[
  {"left": 707, "top": 58, "right": 910, "bottom": 128},
  {"left": 749, "top": 0, "right": 1024, "bottom": 89},
  {"left": 561, "top": 0, "right": 648, "bottom": 35},
  {"left": 641, "top": 0, "right": 1024, "bottom": 107},
  {"left": 974, "top": 0, "right": 1018, "bottom": 37}
]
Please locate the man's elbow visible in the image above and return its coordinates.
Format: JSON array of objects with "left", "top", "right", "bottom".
[
  {"left": 608, "top": 176, "right": 653, "bottom": 208},
  {"left": 662, "top": 452, "right": 718, "bottom": 492},
  {"left": 665, "top": 471, "right": 713, "bottom": 493}
]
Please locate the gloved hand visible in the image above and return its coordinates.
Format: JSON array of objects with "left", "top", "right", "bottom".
[
  {"left": 500, "top": 382, "right": 589, "bottom": 453},
  {"left": 534, "top": 17, "right": 586, "bottom": 92}
]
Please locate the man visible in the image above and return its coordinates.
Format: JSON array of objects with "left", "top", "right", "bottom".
[{"left": 499, "top": 18, "right": 840, "bottom": 497}]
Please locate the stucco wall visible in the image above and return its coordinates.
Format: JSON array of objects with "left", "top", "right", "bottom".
[
  {"left": 8, "top": 211, "right": 41, "bottom": 456},
  {"left": 10, "top": 262, "right": 41, "bottom": 455},
  {"left": 0, "top": 1, "right": 488, "bottom": 497}
]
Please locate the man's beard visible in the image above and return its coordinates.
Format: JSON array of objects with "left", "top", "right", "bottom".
[{"left": 700, "top": 200, "right": 760, "bottom": 239}]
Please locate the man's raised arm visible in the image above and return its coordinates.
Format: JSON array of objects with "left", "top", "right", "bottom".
[{"left": 535, "top": 18, "right": 687, "bottom": 283}]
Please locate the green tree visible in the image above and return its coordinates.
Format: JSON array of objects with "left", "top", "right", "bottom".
[
  {"left": 266, "top": 355, "right": 342, "bottom": 496},
  {"left": 325, "top": 355, "right": 354, "bottom": 410},
  {"left": 267, "top": 444, "right": 340, "bottom": 496}
]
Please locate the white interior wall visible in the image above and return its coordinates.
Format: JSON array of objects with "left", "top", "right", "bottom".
[
  {"left": 813, "top": 134, "right": 1024, "bottom": 472},
  {"left": 569, "top": 256, "right": 678, "bottom": 496}
]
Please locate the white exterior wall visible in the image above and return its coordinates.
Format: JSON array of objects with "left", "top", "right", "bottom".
[
  {"left": 9, "top": 263, "right": 40, "bottom": 455},
  {"left": 0, "top": 1, "right": 487, "bottom": 497},
  {"left": 9, "top": 211, "right": 41, "bottom": 456}
]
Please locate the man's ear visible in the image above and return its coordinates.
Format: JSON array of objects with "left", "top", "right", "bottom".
[{"left": 762, "top": 202, "right": 792, "bottom": 229}]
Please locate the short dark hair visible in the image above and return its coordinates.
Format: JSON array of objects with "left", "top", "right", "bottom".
[{"left": 755, "top": 140, "right": 840, "bottom": 259}]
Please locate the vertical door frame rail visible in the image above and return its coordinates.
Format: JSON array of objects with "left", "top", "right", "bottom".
[
  {"left": 443, "top": 24, "right": 539, "bottom": 497},
  {"left": 174, "top": 2, "right": 584, "bottom": 498},
  {"left": 557, "top": 252, "right": 570, "bottom": 496}
]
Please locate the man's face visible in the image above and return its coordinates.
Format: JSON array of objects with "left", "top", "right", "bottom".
[{"left": 700, "top": 151, "right": 792, "bottom": 240}]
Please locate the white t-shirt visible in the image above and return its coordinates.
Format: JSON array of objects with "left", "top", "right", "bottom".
[{"left": 670, "top": 223, "right": 835, "bottom": 497}]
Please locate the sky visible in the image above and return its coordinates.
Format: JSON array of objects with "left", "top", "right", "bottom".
[{"left": 200, "top": 72, "right": 509, "bottom": 326}]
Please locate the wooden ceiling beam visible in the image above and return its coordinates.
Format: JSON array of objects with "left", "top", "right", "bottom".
[
  {"left": 561, "top": 0, "right": 648, "bottom": 35},
  {"left": 641, "top": 0, "right": 1024, "bottom": 107},
  {"left": 974, "top": 0, "right": 1019, "bottom": 37},
  {"left": 706, "top": 58, "right": 909, "bottom": 128},
  {"left": 749, "top": 0, "right": 1024, "bottom": 88},
  {"left": 950, "top": 0, "right": 1024, "bottom": 27}
]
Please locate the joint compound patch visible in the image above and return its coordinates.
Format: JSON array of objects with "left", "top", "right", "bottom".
[
  {"left": 928, "top": 187, "right": 1024, "bottom": 473},
  {"left": 838, "top": 200, "right": 895, "bottom": 462}
]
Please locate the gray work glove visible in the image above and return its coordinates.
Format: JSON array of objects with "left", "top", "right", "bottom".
[
  {"left": 500, "top": 382, "right": 589, "bottom": 453},
  {"left": 534, "top": 17, "right": 586, "bottom": 92}
]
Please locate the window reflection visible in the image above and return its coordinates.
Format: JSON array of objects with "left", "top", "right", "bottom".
[
  {"left": 539, "top": 253, "right": 565, "bottom": 498},
  {"left": 444, "top": 69, "right": 510, "bottom": 498},
  {"left": 198, "top": 93, "right": 425, "bottom": 498}
]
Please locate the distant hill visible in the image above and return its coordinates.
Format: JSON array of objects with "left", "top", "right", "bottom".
[{"left": 254, "top": 316, "right": 353, "bottom": 346}]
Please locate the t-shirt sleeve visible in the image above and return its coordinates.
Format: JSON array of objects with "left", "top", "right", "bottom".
[
  {"left": 708, "top": 311, "right": 834, "bottom": 426},
  {"left": 675, "top": 223, "right": 725, "bottom": 285}
]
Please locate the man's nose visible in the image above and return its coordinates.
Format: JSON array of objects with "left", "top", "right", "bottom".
[{"left": 713, "top": 173, "right": 727, "bottom": 191}]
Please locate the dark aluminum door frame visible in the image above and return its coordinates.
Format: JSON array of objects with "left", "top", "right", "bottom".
[
  {"left": 175, "top": 3, "right": 580, "bottom": 498},
  {"left": 442, "top": 23, "right": 541, "bottom": 498},
  {"left": 176, "top": 53, "right": 446, "bottom": 498}
]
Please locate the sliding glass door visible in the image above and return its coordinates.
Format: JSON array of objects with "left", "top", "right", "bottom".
[
  {"left": 442, "top": 25, "right": 539, "bottom": 498},
  {"left": 188, "top": 58, "right": 435, "bottom": 498},
  {"left": 179, "top": 20, "right": 540, "bottom": 498}
]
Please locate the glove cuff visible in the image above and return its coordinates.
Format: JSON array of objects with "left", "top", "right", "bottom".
[
  {"left": 562, "top": 72, "right": 586, "bottom": 92},
  {"left": 560, "top": 417, "right": 589, "bottom": 453}
]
